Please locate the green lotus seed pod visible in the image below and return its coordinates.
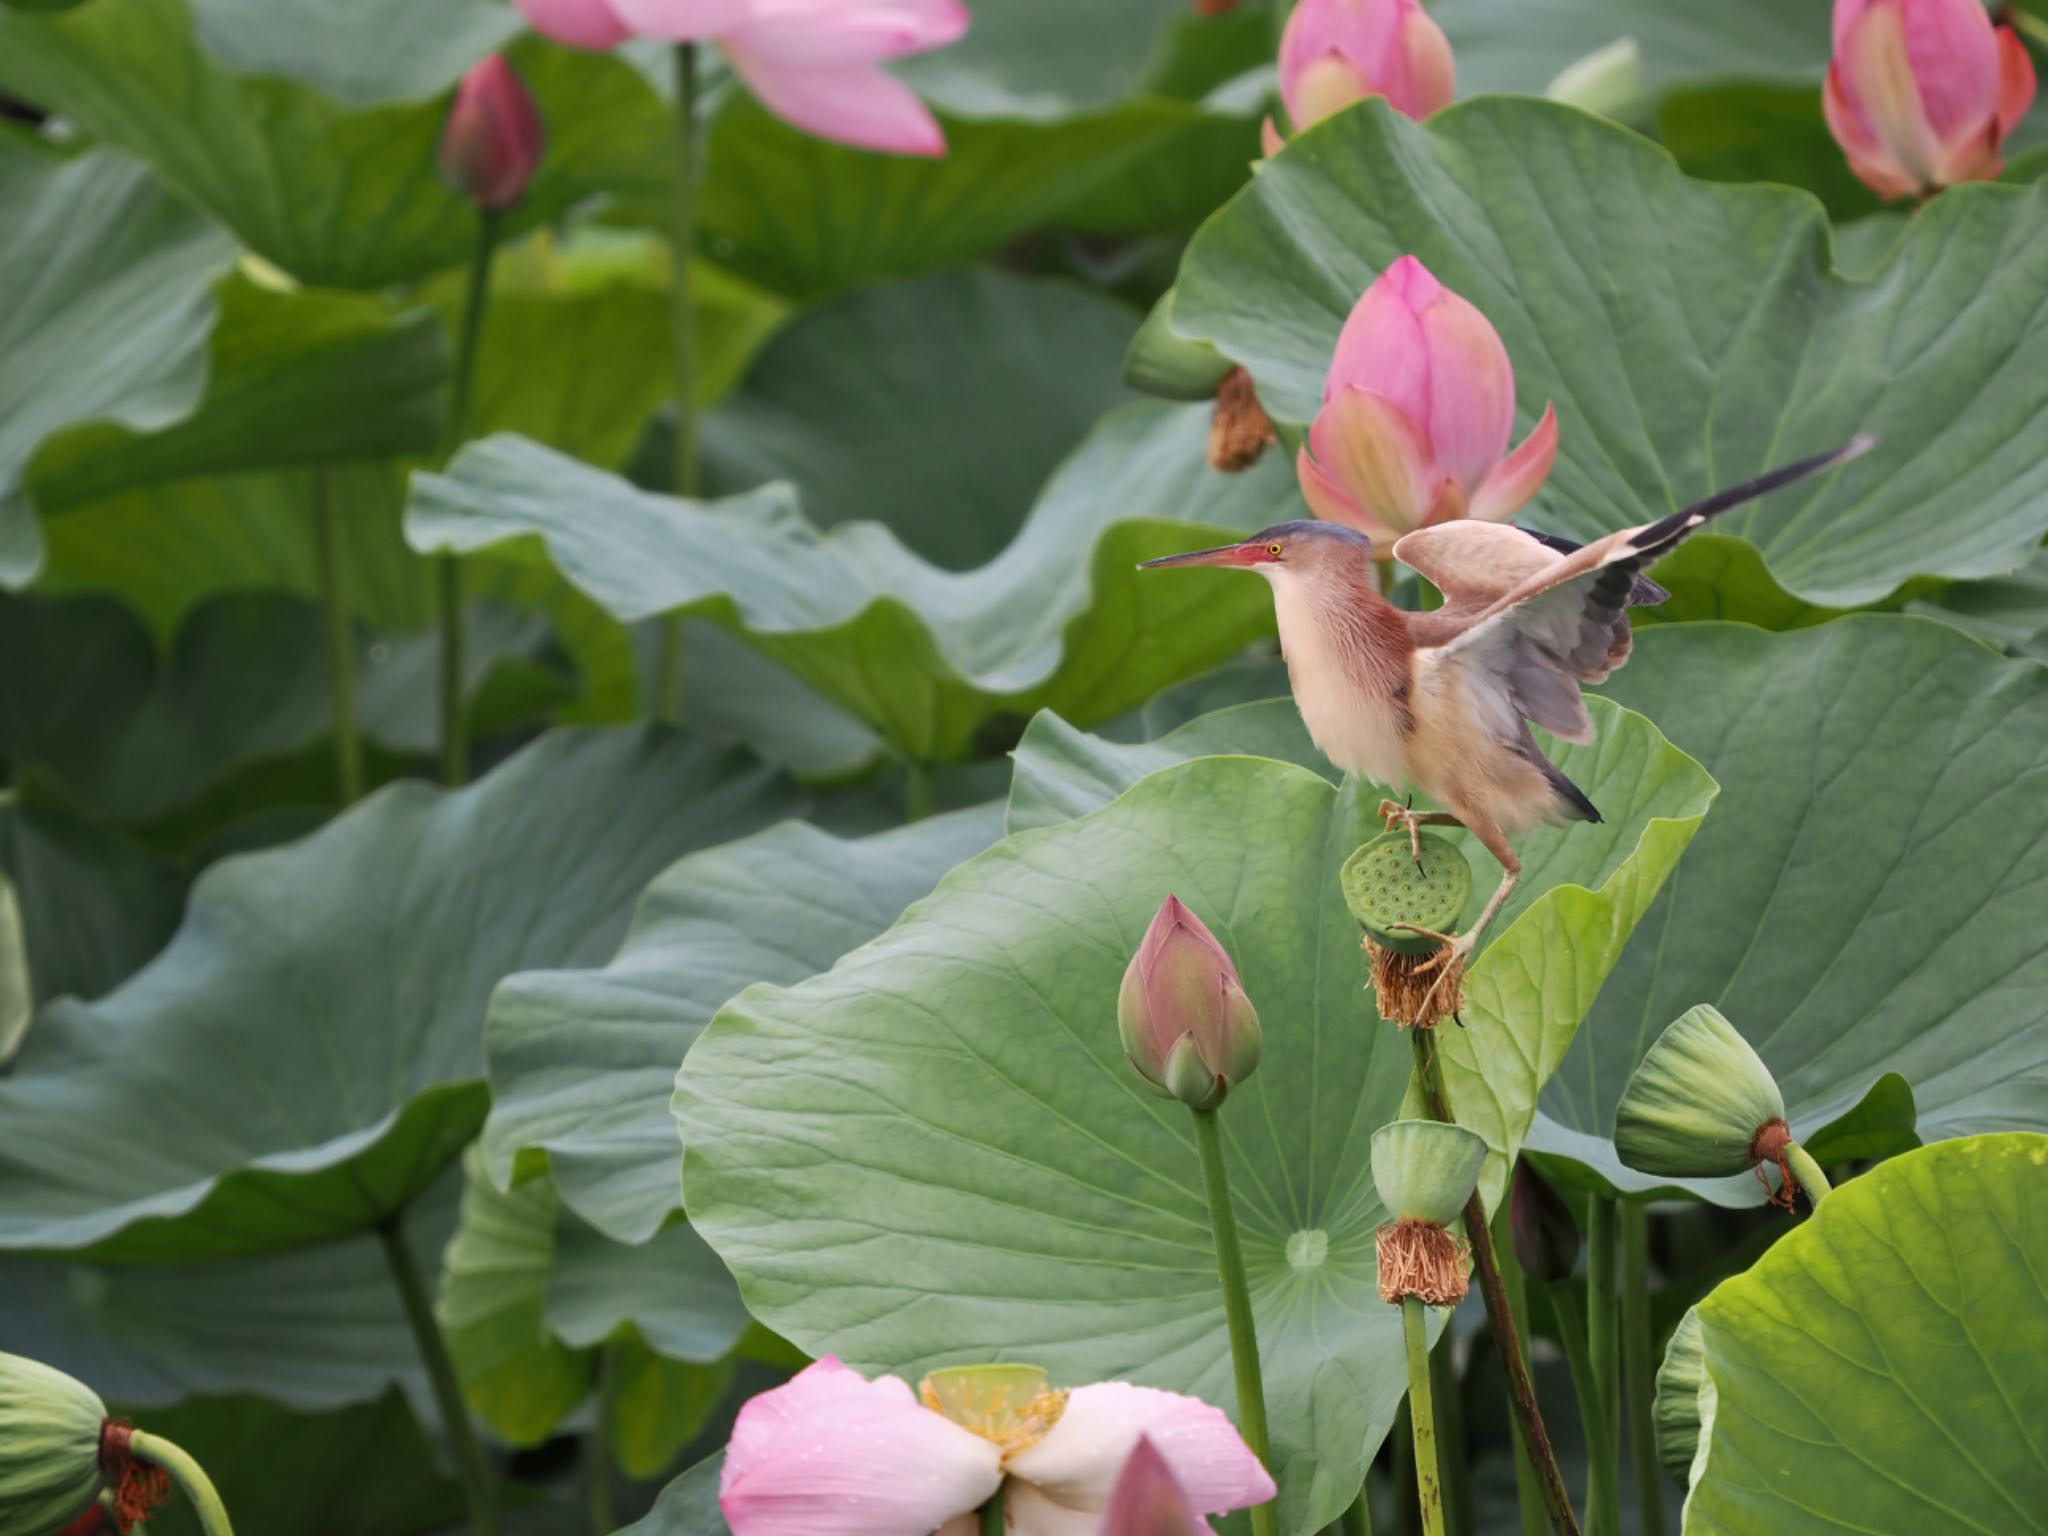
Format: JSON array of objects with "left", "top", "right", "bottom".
[
  {"left": 1615, "top": 1005, "right": 1785, "bottom": 1178},
  {"left": 1340, "top": 833, "right": 1471, "bottom": 955},
  {"left": 0, "top": 1352, "right": 108, "bottom": 1534},
  {"left": 1652, "top": 1306, "right": 1708, "bottom": 1484},
  {"left": 1370, "top": 1119, "right": 1489, "bottom": 1226}
]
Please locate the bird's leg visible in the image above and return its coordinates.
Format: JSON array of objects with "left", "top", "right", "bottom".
[
  {"left": 1412, "top": 827, "right": 1522, "bottom": 1019},
  {"left": 1378, "top": 798, "right": 1465, "bottom": 867}
]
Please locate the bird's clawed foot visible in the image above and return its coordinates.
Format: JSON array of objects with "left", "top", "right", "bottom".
[{"left": 1379, "top": 798, "right": 1462, "bottom": 867}]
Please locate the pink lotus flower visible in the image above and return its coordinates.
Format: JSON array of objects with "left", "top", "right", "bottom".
[
  {"left": 511, "top": 0, "right": 968, "bottom": 157},
  {"left": 1118, "top": 896, "right": 1262, "bottom": 1112},
  {"left": 1823, "top": 0, "right": 2037, "bottom": 198},
  {"left": 438, "top": 55, "right": 546, "bottom": 210},
  {"left": 1263, "top": 0, "right": 1454, "bottom": 153},
  {"left": 718, "top": 1358, "right": 1275, "bottom": 1535},
  {"left": 1105, "top": 1437, "right": 1207, "bottom": 1536},
  {"left": 1297, "top": 254, "right": 1558, "bottom": 543}
]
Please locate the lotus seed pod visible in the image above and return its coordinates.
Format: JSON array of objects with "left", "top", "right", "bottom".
[
  {"left": 918, "top": 1363, "right": 1066, "bottom": 1446},
  {"left": 1615, "top": 1005, "right": 1785, "bottom": 1178},
  {"left": 1652, "top": 1306, "right": 1708, "bottom": 1483},
  {"left": 1371, "top": 1119, "right": 1489, "bottom": 1226},
  {"left": 1340, "top": 832, "right": 1471, "bottom": 955},
  {"left": 0, "top": 1353, "right": 108, "bottom": 1534}
]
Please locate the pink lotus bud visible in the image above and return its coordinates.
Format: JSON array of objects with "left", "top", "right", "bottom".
[
  {"left": 1276, "top": 0, "right": 1455, "bottom": 134},
  {"left": 1296, "top": 254, "right": 1558, "bottom": 544},
  {"left": 1104, "top": 1437, "right": 1206, "bottom": 1536},
  {"left": 1508, "top": 1160, "right": 1579, "bottom": 1285},
  {"left": 438, "top": 55, "right": 545, "bottom": 211},
  {"left": 1118, "top": 897, "right": 1261, "bottom": 1112},
  {"left": 1823, "top": 0, "right": 2037, "bottom": 199}
]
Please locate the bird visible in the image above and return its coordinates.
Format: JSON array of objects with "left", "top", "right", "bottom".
[{"left": 1140, "top": 435, "right": 1876, "bottom": 989}]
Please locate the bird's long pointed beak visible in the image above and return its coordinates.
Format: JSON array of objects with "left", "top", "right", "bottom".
[{"left": 1138, "top": 541, "right": 1269, "bottom": 571}]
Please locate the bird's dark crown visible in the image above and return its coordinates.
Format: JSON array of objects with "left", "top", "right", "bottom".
[{"left": 1247, "top": 519, "right": 1373, "bottom": 548}]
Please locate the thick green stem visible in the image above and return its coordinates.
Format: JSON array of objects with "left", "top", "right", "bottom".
[
  {"left": 1341, "top": 1485, "right": 1376, "bottom": 1535},
  {"left": 1190, "top": 1106, "right": 1280, "bottom": 1536},
  {"left": 311, "top": 471, "right": 362, "bottom": 804},
  {"left": 436, "top": 209, "right": 498, "bottom": 788},
  {"left": 127, "top": 1430, "right": 235, "bottom": 1536},
  {"left": 1408, "top": 1031, "right": 1582, "bottom": 1536},
  {"left": 1784, "top": 1141, "right": 1833, "bottom": 1204},
  {"left": 1492, "top": 1200, "right": 1551, "bottom": 1536},
  {"left": 590, "top": 1345, "right": 616, "bottom": 1535},
  {"left": 653, "top": 42, "right": 701, "bottom": 725},
  {"left": 1551, "top": 1281, "right": 1619, "bottom": 1536},
  {"left": 980, "top": 1485, "right": 1004, "bottom": 1536},
  {"left": 379, "top": 1220, "right": 500, "bottom": 1535},
  {"left": 1402, "top": 1296, "right": 1446, "bottom": 1536},
  {"left": 905, "top": 760, "right": 937, "bottom": 821},
  {"left": 1621, "top": 1203, "right": 1667, "bottom": 1536},
  {"left": 1585, "top": 1196, "right": 1620, "bottom": 1536}
]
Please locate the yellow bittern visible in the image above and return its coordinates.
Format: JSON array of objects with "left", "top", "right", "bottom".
[{"left": 1141, "top": 436, "right": 1874, "bottom": 977}]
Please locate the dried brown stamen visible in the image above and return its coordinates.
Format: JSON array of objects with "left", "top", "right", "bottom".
[
  {"left": 1376, "top": 1217, "right": 1471, "bottom": 1306},
  {"left": 1207, "top": 367, "right": 1277, "bottom": 472},
  {"left": 1366, "top": 938, "right": 1464, "bottom": 1030},
  {"left": 1750, "top": 1118, "right": 1798, "bottom": 1212},
  {"left": 97, "top": 1422, "right": 170, "bottom": 1534}
]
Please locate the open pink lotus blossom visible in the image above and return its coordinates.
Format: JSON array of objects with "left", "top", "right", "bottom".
[
  {"left": 1296, "top": 254, "right": 1557, "bottom": 543},
  {"left": 1263, "top": 0, "right": 1454, "bottom": 153},
  {"left": 1824, "top": 0, "right": 2037, "bottom": 198},
  {"left": 718, "top": 1358, "right": 1275, "bottom": 1535},
  {"left": 512, "top": 0, "right": 968, "bottom": 157},
  {"left": 1104, "top": 1437, "right": 1207, "bottom": 1536}
]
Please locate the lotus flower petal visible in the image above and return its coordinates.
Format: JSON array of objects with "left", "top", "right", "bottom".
[{"left": 1003, "top": 1383, "right": 1276, "bottom": 1518}]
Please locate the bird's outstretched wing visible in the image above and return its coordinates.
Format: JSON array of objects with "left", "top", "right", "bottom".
[{"left": 1400, "top": 436, "right": 1875, "bottom": 744}]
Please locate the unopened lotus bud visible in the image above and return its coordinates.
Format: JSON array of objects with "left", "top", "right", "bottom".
[
  {"left": 1119, "top": 896, "right": 1261, "bottom": 1112},
  {"left": 438, "top": 54, "right": 545, "bottom": 211},
  {"left": 1615, "top": 1005, "right": 1784, "bottom": 1179},
  {"left": 0, "top": 1353, "right": 109, "bottom": 1534},
  {"left": 1371, "top": 1120, "right": 1485, "bottom": 1306},
  {"left": 1342, "top": 830, "right": 1471, "bottom": 1028},
  {"left": 1276, "top": 0, "right": 1455, "bottom": 136},
  {"left": 1652, "top": 1306, "right": 1708, "bottom": 1485},
  {"left": 1509, "top": 1160, "right": 1579, "bottom": 1284}
]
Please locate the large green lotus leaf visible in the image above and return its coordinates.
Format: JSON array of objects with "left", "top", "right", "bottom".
[
  {"left": 482, "top": 804, "right": 1003, "bottom": 1242},
  {"left": 407, "top": 401, "right": 1298, "bottom": 761},
  {"left": 177, "top": 0, "right": 517, "bottom": 108},
  {"left": 703, "top": 271, "right": 1136, "bottom": 570},
  {"left": 621, "top": 1454, "right": 723, "bottom": 1536},
  {"left": 1657, "top": 84, "right": 1883, "bottom": 223},
  {"left": 0, "top": 0, "right": 668, "bottom": 289},
  {"left": 677, "top": 734, "right": 1708, "bottom": 1529},
  {"left": 1533, "top": 617, "right": 2048, "bottom": 1200},
  {"left": 1434, "top": 0, "right": 1828, "bottom": 95},
  {"left": 0, "top": 798, "right": 183, "bottom": 1041},
  {"left": 0, "top": 726, "right": 799, "bottom": 1262},
  {"left": 1912, "top": 542, "right": 2048, "bottom": 662},
  {"left": 1003, "top": 695, "right": 1716, "bottom": 1212},
  {"left": 1170, "top": 98, "right": 2048, "bottom": 608},
  {"left": 0, "top": 144, "right": 234, "bottom": 586},
  {"left": 0, "top": 591, "right": 560, "bottom": 824},
  {"left": 1685, "top": 1134, "right": 2048, "bottom": 1535},
  {"left": 30, "top": 276, "right": 445, "bottom": 515},
  {"left": 112, "top": 1390, "right": 467, "bottom": 1536}
]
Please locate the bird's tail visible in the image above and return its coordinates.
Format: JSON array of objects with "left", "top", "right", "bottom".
[{"left": 1625, "top": 434, "right": 1877, "bottom": 559}]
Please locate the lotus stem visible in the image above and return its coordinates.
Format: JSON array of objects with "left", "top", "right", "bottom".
[
  {"left": 1407, "top": 1031, "right": 1581, "bottom": 1536},
  {"left": 1621, "top": 1203, "right": 1667, "bottom": 1536},
  {"left": 906, "top": 759, "right": 937, "bottom": 821},
  {"left": 590, "top": 1343, "right": 617, "bottom": 1534},
  {"left": 311, "top": 469, "right": 362, "bottom": 804},
  {"left": 979, "top": 1486, "right": 1005, "bottom": 1536},
  {"left": 653, "top": 41, "right": 702, "bottom": 725},
  {"left": 1402, "top": 1295, "right": 1446, "bottom": 1536},
  {"left": 1549, "top": 1277, "right": 1619, "bottom": 1536},
  {"left": 1784, "top": 1141, "right": 1833, "bottom": 1204},
  {"left": 1585, "top": 1195, "right": 1619, "bottom": 1536},
  {"left": 126, "top": 1430, "right": 235, "bottom": 1536},
  {"left": 1491, "top": 1199, "right": 1552, "bottom": 1536},
  {"left": 1190, "top": 1106, "right": 1280, "bottom": 1536},
  {"left": 378, "top": 1219, "right": 500, "bottom": 1535},
  {"left": 436, "top": 208, "right": 498, "bottom": 788}
]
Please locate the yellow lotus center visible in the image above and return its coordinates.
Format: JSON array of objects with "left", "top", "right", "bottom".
[{"left": 919, "top": 1364, "right": 1069, "bottom": 1459}]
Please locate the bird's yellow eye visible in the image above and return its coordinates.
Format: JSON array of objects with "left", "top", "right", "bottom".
[{"left": 1266, "top": 541, "right": 1284, "bottom": 558}]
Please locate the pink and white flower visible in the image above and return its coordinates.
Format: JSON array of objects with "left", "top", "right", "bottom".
[
  {"left": 718, "top": 1358, "right": 1276, "bottom": 1535},
  {"left": 1103, "top": 1437, "right": 1206, "bottom": 1536},
  {"left": 1263, "top": 0, "right": 1454, "bottom": 153},
  {"left": 1296, "top": 254, "right": 1557, "bottom": 543},
  {"left": 1823, "top": 0, "right": 2037, "bottom": 198},
  {"left": 512, "top": 0, "right": 969, "bottom": 157}
]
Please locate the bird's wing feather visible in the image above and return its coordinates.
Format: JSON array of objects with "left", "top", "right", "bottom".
[{"left": 1417, "top": 436, "right": 1875, "bottom": 744}]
